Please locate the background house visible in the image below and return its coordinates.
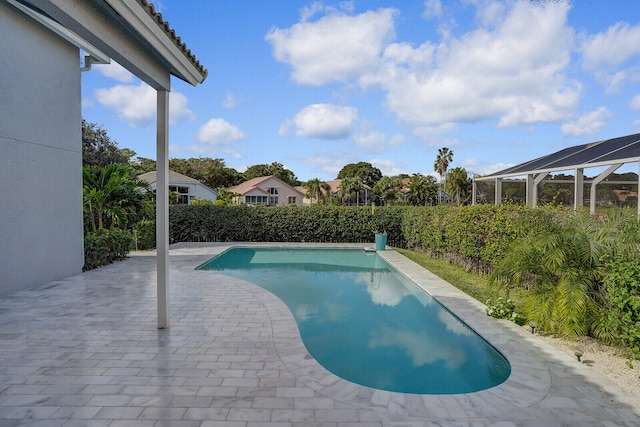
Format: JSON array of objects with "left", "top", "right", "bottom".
[
  {"left": 139, "top": 170, "right": 217, "bottom": 204},
  {"left": 228, "top": 176, "right": 303, "bottom": 207},
  {"left": 0, "top": 0, "right": 206, "bottom": 302}
]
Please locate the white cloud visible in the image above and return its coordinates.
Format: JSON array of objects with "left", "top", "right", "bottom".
[
  {"left": 267, "top": 1, "right": 580, "bottom": 139},
  {"left": 222, "top": 91, "right": 237, "bottom": 109},
  {"left": 477, "top": 162, "right": 515, "bottom": 176},
  {"left": 580, "top": 21, "right": 640, "bottom": 91},
  {"left": 304, "top": 154, "right": 344, "bottom": 177},
  {"left": 629, "top": 95, "right": 640, "bottom": 110},
  {"left": 560, "top": 107, "right": 612, "bottom": 136},
  {"left": 294, "top": 103, "right": 358, "bottom": 139},
  {"left": 353, "top": 120, "right": 386, "bottom": 152},
  {"left": 92, "top": 61, "right": 134, "bottom": 83},
  {"left": 198, "top": 118, "right": 247, "bottom": 144},
  {"left": 186, "top": 118, "right": 247, "bottom": 158},
  {"left": 422, "top": 0, "right": 442, "bottom": 19},
  {"left": 370, "top": 158, "right": 405, "bottom": 177},
  {"left": 266, "top": 8, "right": 397, "bottom": 85},
  {"left": 376, "top": 1, "right": 578, "bottom": 130},
  {"left": 95, "top": 83, "right": 194, "bottom": 127}
]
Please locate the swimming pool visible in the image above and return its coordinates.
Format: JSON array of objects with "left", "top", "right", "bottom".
[{"left": 197, "top": 247, "right": 510, "bottom": 394}]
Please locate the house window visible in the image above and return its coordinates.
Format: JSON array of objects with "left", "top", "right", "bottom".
[
  {"left": 288, "top": 196, "right": 297, "bottom": 205},
  {"left": 269, "top": 196, "right": 278, "bottom": 205},
  {"left": 245, "top": 195, "right": 267, "bottom": 205},
  {"left": 169, "top": 185, "right": 190, "bottom": 204}
]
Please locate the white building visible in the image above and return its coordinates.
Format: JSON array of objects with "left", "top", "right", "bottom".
[{"left": 139, "top": 170, "right": 218, "bottom": 204}]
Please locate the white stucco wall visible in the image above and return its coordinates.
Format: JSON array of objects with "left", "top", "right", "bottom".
[{"left": 0, "top": 2, "right": 84, "bottom": 296}]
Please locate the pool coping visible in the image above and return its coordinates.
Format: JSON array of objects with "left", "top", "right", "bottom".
[{"left": 169, "top": 242, "right": 640, "bottom": 421}]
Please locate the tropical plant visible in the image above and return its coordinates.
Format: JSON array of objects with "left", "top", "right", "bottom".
[
  {"left": 338, "top": 177, "right": 363, "bottom": 205},
  {"left": 304, "top": 178, "right": 332, "bottom": 204},
  {"left": 446, "top": 167, "right": 472, "bottom": 206},
  {"left": 406, "top": 173, "right": 438, "bottom": 206},
  {"left": 491, "top": 207, "right": 640, "bottom": 338},
  {"left": 373, "top": 176, "right": 403, "bottom": 204},
  {"left": 337, "top": 162, "right": 382, "bottom": 188},
  {"left": 82, "top": 163, "right": 151, "bottom": 231},
  {"left": 434, "top": 147, "right": 453, "bottom": 204}
]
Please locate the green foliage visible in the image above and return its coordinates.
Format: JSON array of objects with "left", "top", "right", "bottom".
[
  {"left": 168, "top": 157, "right": 242, "bottom": 189},
  {"left": 492, "top": 207, "right": 640, "bottom": 338},
  {"left": 401, "top": 204, "right": 533, "bottom": 274},
  {"left": 82, "top": 163, "right": 152, "bottom": 232},
  {"left": 133, "top": 220, "right": 156, "bottom": 250},
  {"left": 168, "top": 205, "right": 405, "bottom": 247},
  {"left": 304, "top": 178, "right": 332, "bottom": 204},
  {"left": 82, "top": 120, "right": 129, "bottom": 167},
  {"left": 337, "top": 162, "right": 382, "bottom": 188},
  {"left": 83, "top": 229, "right": 134, "bottom": 270},
  {"left": 600, "top": 257, "right": 640, "bottom": 361},
  {"left": 243, "top": 162, "right": 299, "bottom": 186},
  {"left": 485, "top": 297, "right": 526, "bottom": 325}
]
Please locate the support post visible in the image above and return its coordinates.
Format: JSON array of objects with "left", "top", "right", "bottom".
[
  {"left": 156, "top": 89, "right": 170, "bottom": 329},
  {"left": 532, "top": 173, "right": 548, "bottom": 208},
  {"left": 495, "top": 178, "right": 502, "bottom": 205},
  {"left": 526, "top": 174, "right": 534, "bottom": 208},
  {"left": 574, "top": 168, "right": 584, "bottom": 210},
  {"left": 590, "top": 164, "right": 622, "bottom": 214},
  {"left": 472, "top": 180, "right": 476, "bottom": 205}
]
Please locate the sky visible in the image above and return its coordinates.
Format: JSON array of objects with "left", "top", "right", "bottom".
[{"left": 80, "top": 0, "right": 640, "bottom": 182}]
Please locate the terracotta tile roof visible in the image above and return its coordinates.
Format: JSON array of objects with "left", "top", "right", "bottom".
[
  {"left": 228, "top": 176, "right": 273, "bottom": 195},
  {"left": 137, "top": 0, "right": 208, "bottom": 80}
]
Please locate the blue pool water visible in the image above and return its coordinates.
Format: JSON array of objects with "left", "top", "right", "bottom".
[{"left": 197, "top": 248, "right": 510, "bottom": 394}]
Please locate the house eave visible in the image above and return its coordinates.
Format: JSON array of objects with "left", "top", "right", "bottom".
[{"left": 103, "top": 0, "right": 207, "bottom": 86}]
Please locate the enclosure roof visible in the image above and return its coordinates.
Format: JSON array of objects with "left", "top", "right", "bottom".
[{"left": 476, "top": 132, "right": 640, "bottom": 181}]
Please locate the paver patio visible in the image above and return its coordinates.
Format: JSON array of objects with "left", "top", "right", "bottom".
[{"left": 1, "top": 242, "right": 639, "bottom": 426}]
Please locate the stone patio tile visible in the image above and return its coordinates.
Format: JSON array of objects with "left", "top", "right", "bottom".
[{"left": 1, "top": 243, "right": 640, "bottom": 426}]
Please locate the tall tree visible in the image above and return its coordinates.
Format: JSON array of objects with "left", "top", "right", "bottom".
[
  {"left": 407, "top": 173, "right": 438, "bottom": 206},
  {"left": 434, "top": 147, "right": 454, "bottom": 203},
  {"left": 337, "top": 162, "right": 382, "bottom": 188},
  {"left": 373, "top": 176, "right": 403, "bottom": 205},
  {"left": 446, "top": 167, "right": 472, "bottom": 206},
  {"left": 338, "top": 176, "right": 363, "bottom": 205},
  {"left": 304, "top": 178, "right": 331, "bottom": 204},
  {"left": 243, "top": 162, "right": 299, "bottom": 186},
  {"left": 82, "top": 119, "right": 129, "bottom": 167}
]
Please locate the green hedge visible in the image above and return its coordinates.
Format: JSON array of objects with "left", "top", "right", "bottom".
[
  {"left": 168, "top": 204, "right": 541, "bottom": 273},
  {"left": 84, "top": 229, "right": 134, "bottom": 271},
  {"left": 602, "top": 257, "right": 640, "bottom": 361},
  {"left": 169, "top": 205, "right": 406, "bottom": 247},
  {"left": 133, "top": 219, "right": 156, "bottom": 250},
  {"left": 401, "top": 204, "right": 542, "bottom": 273}
]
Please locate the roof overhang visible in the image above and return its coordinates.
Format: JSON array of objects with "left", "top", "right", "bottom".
[
  {"left": 475, "top": 133, "right": 640, "bottom": 182},
  {"left": 23, "top": 0, "right": 207, "bottom": 90}
]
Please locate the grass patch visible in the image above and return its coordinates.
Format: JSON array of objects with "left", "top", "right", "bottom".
[{"left": 395, "top": 248, "right": 527, "bottom": 312}]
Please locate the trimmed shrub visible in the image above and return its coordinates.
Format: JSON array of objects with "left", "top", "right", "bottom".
[
  {"left": 84, "top": 229, "right": 134, "bottom": 271},
  {"left": 133, "top": 220, "right": 156, "bottom": 250},
  {"left": 601, "top": 257, "right": 640, "bottom": 362}
]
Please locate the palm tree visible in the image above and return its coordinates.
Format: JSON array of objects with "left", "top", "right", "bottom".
[
  {"left": 83, "top": 163, "right": 150, "bottom": 231},
  {"left": 407, "top": 173, "right": 438, "bottom": 206},
  {"left": 445, "top": 167, "right": 472, "bottom": 206},
  {"left": 492, "top": 208, "right": 640, "bottom": 338},
  {"left": 373, "top": 176, "right": 403, "bottom": 205},
  {"left": 434, "top": 147, "right": 453, "bottom": 204},
  {"left": 304, "top": 178, "right": 331, "bottom": 204},
  {"left": 338, "top": 177, "right": 363, "bottom": 205}
]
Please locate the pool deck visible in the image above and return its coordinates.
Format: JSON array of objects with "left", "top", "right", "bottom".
[{"left": 1, "top": 242, "right": 639, "bottom": 426}]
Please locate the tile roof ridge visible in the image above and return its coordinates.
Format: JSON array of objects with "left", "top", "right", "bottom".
[{"left": 137, "top": 0, "right": 208, "bottom": 80}]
